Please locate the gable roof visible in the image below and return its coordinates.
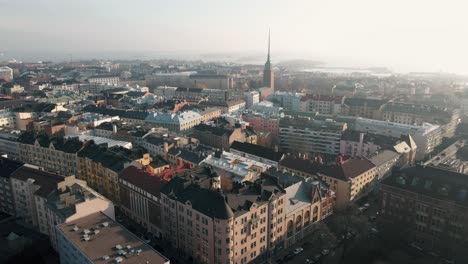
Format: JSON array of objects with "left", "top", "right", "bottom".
[{"left": 10, "top": 166, "right": 65, "bottom": 197}]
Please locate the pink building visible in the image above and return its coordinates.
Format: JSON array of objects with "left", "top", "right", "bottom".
[{"left": 242, "top": 113, "right": 279, "bottom": 146}]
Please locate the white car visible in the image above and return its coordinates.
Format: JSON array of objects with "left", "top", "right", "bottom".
[{"left": 293, "top": 247, "right": 304, "bottom": 254}]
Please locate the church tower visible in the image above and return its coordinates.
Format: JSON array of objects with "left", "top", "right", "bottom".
[{"left": 262, "top": 29, "right": 274, "bottom": 90}]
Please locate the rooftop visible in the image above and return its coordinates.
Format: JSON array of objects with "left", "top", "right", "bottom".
[
  {"left": 383, "top": 166, "right": 468, "bottom": 207},
  {"left": 230, "top": 141, "right": 285, "bottom": 162},
  {"left": 10, "top": 166, "right": 66, "bottom": 197},
  {"left": 119, "top": 166, "right": 168, "bottom": 197},
  {"left": 57, "top": 212, "right": 169, "bottom": 264},
  {"left": 0, "top": 157, "right": 24, "bottom": 179}
]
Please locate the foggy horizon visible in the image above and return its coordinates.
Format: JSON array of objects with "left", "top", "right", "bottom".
[{"left": 1, "top": 0, "right": 468, "bottom": 74}]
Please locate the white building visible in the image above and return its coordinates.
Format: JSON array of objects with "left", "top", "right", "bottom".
[
  {"left": 145, "top": 110, "right": 204, "bottom": 132},
  {"left": 354, "top": 118, "right": 443, "bottom": 160},
  {"left": 0, "top": 66, "right": 13, "bottom": 82},
  {"left": 201, "top": 151, "right": 271, "bottom": 188},
  {"left": 88, "top": 75, "right": 119, "bottom": 85},
  {"left": 244, "top": 91, "right": 260, "bottom": 108},
  {"left": 0, "top": 110, "right": 15, "bottom": 128}
]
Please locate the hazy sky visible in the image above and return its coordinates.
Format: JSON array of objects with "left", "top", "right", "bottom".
[{"left": 1, "top": 0, "right": 467, "bottom": 73}]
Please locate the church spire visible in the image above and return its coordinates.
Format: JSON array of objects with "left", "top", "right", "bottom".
[{"left": 267, "top": 28, "right": 271, "bottom": 63}]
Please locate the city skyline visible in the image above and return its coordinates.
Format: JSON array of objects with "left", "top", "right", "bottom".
[{"left": 1, "top": 0, "right": 468, "bottom": 74}]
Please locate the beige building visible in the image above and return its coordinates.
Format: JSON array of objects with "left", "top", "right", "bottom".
[
  {"left": 46, "top": 177, "right": 115, "bottom": 250},
  {"left": 284, "top": 178, "right": 334, "bottom": 247},
  {"left": 280, "top": 156, "right": 378, "bottom": 210},
  {"left": 56, "top": 212, "right": 169, "bottom": 264},
  {"left": 160, "top": 175, "right": 287, "bottom": 264},
  {"left": 16, "top": 132, "right": 82, "bottom": 175}
]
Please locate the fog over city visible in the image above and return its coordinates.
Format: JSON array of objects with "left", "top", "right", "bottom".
[{"left": 1, "top": 0, "right": 468, "bottom": 73}]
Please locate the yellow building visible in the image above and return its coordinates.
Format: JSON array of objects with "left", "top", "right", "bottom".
[
  {"left": 77, "top": 142, "right": 152, "bottom": 204},
  {"left": 279, "top": 156, "right": 377, "bottom": 210}
]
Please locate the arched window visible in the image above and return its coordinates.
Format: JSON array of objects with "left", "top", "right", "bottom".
[
  {"left": 313, "top": 206, "right": 319, "bottom": 222},
  {"left": 304, "top": 211, "right": 311, "bottom": 227},
  {"left": 287, "top": 220, "right": 294, "bottom": 238},
  {"left": 296, "top": 215, "right": 302, "bottom": 231}
]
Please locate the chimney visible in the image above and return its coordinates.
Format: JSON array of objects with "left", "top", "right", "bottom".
[{"left": 336, "top": 155, "right": 344, "bottom": 166}]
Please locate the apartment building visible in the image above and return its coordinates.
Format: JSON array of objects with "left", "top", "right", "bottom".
[
  {"left": 284, "top": 177, "right": 334, "bottom": 247},
  {"left": 200, "top": 151, "right": 271, "bottom": 191},
  {"left": 0, "top": 109, "right": 15, "bottom": 128},
  {"left": 354, "top": 117, "right": 443, "bottom": 160},
  {"left": 0, "top": 66, "right": 13, "bottom": 82},
  {"left": 279, "top": 156, "right": 377, "bottom": 209},
  {"left": 145, "top": 111, "right": 204, "bottom": 132},
  {"left": 230, "top": 141, "right": 285, "bottom": 167},
  {"left": 82, "top": 105, "right": 149, "bottom": 125},
  {"left": 16, "top": 132, "right": 83, "bottom": 175},
  {"left": 166, "top": 144, "right": 215, "bottom": 167},
  {"left": 342, "top": 98, "right": 387, "bottom": 119},
  {"left": 0, "top": 157, "right": 24, "bottom": 215},
  {"left": 77, "top": 142, "right": 150, "bottom": 203},
  {"left": 189, "top": 74, "right": 234, "bottom": 90},
  {"left": 10, "top": 165, "right": 66, "bottom": 234},
  {"left": 299, "top": 94, "right": 344, "bottom": 115},
  {"left": 46, "top": 177, "right": 115, "bottom": 250},
  {"left": 56, "top": 212, "right": 169, "bottom": 264},
  {"left": 267, "top": 92, "right": 303, "bottom": 111},
  {"left": 242, "top": 113, "right": 280, "bottom": 146},
  {"left": 279, "top": 117, "right": 347, "bottom": 156},
  {"left": 0, "top": 128, "right": 20, "bottom": 159},
  {"left": 379, "top": 166, "right": 468, "bottom": 262},
  {"left": 244, "top": 91, "right": 260, "bottom": 108},
  {"left": 191, "top": 123, "right": 251, "bottom": 151},
  {"left": 160, "top": 175, "right": 287, "bottom": 264},
  {"left": 88, "top": 75, "right": 120, "bottom": 85},
  {"left": 119, "top": 165, "right": 169, "bottom": 239}
]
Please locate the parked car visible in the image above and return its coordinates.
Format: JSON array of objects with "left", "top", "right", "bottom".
[
  {"left": 305, "top": 259, "right": 315, "bottom": 264},
  {"left": 321, "top": 249, "right": 330, "bottom": 255},
  {"left": 293, "top": 247, "right": 304, "bottom": 254},
  {"left": 313, "top": 253, "right": 322, "bottom": 261},
  {"left": 368, "top": 215, "right": 376, "bottom": 222},
  {"left": 363, "top": 203, "right": 370, "bottom": 208}
]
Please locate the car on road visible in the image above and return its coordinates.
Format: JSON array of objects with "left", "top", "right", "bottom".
[
  {"left": 357, "top": 207, "right": 368, "bottom": 214},
  {"left": 283, "top": 253, "right": 295, "bottom": 262},
  {"left": 410, "top": 242, "right": 423, "bottom": 252},
  {"left": 363, "top": 202, "right": 370, "bottom": 208},
  {"left": 293, "top": 247, "right": 304, "bottom": 254},
  {"left": 313, "top": 253, "right": 322, "bottom": 261},
  {"left": 370, "top": 227, "right": 379, "bottom": 234},
  {"left": 368, "top": 215, "right": 376, "bottom": 222},
  {"left": 305, "top": 259, "right": 315, "bottom": 264},
  {"left": 321, "top": 249, "right": 330, "bottom": 255}
]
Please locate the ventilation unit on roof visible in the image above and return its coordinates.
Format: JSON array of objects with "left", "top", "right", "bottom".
[
  {"left": 72, "top": 226, "right": 79, "bottom": 232},
  {"left": 118, "top": 250, "right": 127, "bottom": 256},
  {"left": 93, "top": 230, "right": 100, "bottom": 235},
  {"left": 102, "top": 255, "right": 110, "bottom": 260},
  {"left": 115, "top": 257, "right": 123, "bottom": 263},
  {"left": 102, "top": 222, "right": 109, "bottom": 227},
  {"left": 126, "top": 245, "right": 132, "bottom": 249},
  {"left": 82, "top": 229, "right": 90, "bottom": 234},
  {"left": 115, "top": 244, "right": 123, "bottom": 250}
]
